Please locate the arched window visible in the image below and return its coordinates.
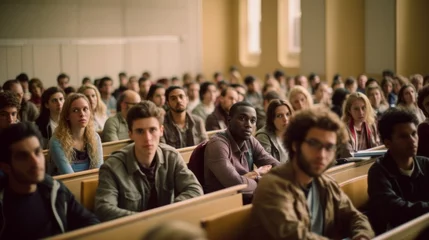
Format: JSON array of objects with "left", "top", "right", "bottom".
[
  {"left": 278, "top": 0, "right": 301, "bottom": 67},
  {"left": 239, "top": 0, "right": 261, "bottom": 66}
]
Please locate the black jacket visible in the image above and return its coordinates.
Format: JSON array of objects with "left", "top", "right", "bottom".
[
  {"left": 0, "top": 174, "right": 99, "bottom": 238},
  {"left": 367, "top": 152, "right": 429, "bottom": 234}
]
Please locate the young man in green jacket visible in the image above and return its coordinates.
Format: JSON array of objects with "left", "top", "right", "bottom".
[{"left": 95, "top": 101, "right": 203, "bottom": 222}]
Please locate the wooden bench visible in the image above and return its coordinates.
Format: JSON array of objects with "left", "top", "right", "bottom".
[
  {"left": 47, "top": 184, "right": 246, "bottom": 240},
  {"left": 178, "top": 145, "right": 197, "bottom": 164},
  {"left": 81, "top": 179, "right": 99, "bottom": 211},
  {"left": 207, "top": 129, "right": 225, "bottom": 139},
  {"left": 102, "top": 139, "right": 133, "bottom": 155},
  {"left": 339, "top": 175, "right": 368, "bottom": 211},
  {"left": 201, "top": 205, "right": 252, "bottom": 240},
  {"left": 329, "top": 158, "right": 374, "bottom": 184},
  {"left": 373, "top": 212, "right": 429, "bottom": 240},
  {"left": 53, "top": 169, "right": 99, "bottom": 203}
]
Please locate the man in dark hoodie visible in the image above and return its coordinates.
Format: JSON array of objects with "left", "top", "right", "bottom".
[
  {"left": 0, "top": 122, "right": 99, "bottom": 239},
  {"left": 368, "top": 108, "right": 429, "bottom": 234}
]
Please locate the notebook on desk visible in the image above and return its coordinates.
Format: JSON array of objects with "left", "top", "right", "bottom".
[{"left": 352, "top": 149, "right": 387, "bottom": 158}]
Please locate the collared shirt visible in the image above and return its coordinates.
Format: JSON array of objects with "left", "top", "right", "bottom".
[
  {"left": 163, "top": 111, "right": 207, "bottom": 149},
  {"left": 204, "top": 129, "right": 280, "bottom": 195},
  {"left": 102, "top": 96, "right": 117, "bottom": 117},
  {"left": 102, "top": 113, "right": 129, "bottom": 142}
]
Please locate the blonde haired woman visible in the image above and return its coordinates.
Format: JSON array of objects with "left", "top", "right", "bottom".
[
  {"left": 49, "top": 93, "right": 103, "bottom": 175},
  {"left": 78, "top": 84, "right": 108, "bottom": 131},
  {"left": 340, "top": 92, "right": 380, "bottom": 158},
  {"left": 288, "top": 85, "right": 313, "bottom": 111}
]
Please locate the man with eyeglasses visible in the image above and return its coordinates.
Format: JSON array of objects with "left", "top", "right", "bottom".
[
  {"left": 102, "top": 90, "right": 141, "bottom": 142},
  {"left": 204, "top": 101, "right": 280, "bottom": 203},
  {"left": 247, "top": 107, "right": 374, "bottom": 240},
  {"left": 0, "top": 91, "right": 21, "bottom": 133}
]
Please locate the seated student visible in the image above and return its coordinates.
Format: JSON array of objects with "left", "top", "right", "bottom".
[
  {"left": 204, "top": 102, "right": 280, "bottom": 202},
  {"left": 255, "top": 90, "right": 281, "bottom": 131},
  {"left": 248, "top": 107, "right": 374, "bottom": 240},
  {"left": 396, "top": 84, "right": 426, "bottom": 124},
  {"left": 102, "top": 90, "right": 141, "bottom": 142},
  {"left": 57, "top": 73, "right": 70, "bottom": 90},
  {"left": 28, "top": 78, "right": 44, "bottom": 110},
  {"left": 95, "top": 101, "right": 203, "bottom": 222},
  {"left": 244, "top": 75, "right": 263, "bottom": 107},
  {"left": 186, "top": 82, "right": 200, "bottom": 112},
  {"left": 344, "top": 76, "right": 358, "bottom": 93},
  {"left": 3, "top": 79, "right": 39, "bottom": 122},
  {"left": 339, "top": 92, "right": 380, "bottom": 158},
  {"left": 78, "top": 84, "right": 108, "bottom": 131},
  {"left": 35, "top": 87, "right": 65, "bottom": 149},
  {"left": 0, "top": 122, "right": 99, "bottom": 239},
  {"left": 230, "top": 83, "right": 247, "bottom": 102},
  {"left": 0, "top": 91, "right": 20, "bottom": 133},
  {"left": 49, "top": 93, "right": 103, "bottom": 175},
  {"left": 368, "top": 109, "right": 429, "bottom": 234},
  {"left": 313, "top": 81, "right": 331, "bottom": 107},
  {"left": 288, "top": 85, "right": 313, "bottom": 112},
  {"left": 164, "top": 86, "right": 208, "bottom": 148},
  {"left": 205, "top": 87, "right": 238, "bottom": 131},
  {"left": 192, "top": 82, "right": 217, "bottom": 123},
  {"left": 381, "top": 77, "right": 397, "bottom": 107},
  {"left": 331, "top": 88, "right": 349, "bottom": 118},
  {"left": 357, "top": 74, "right": 368, "bottom": 93},
  {"left": 417, "top": 85, "right": 429, "bottom": 158},
  {"left": 147, "top": 84, "right": 166, "bottom": 108},
  {"left": 255, "top": 99, "right": 293, "bottom": 163},
  {"left": 99, "top": 76, "right": 117, "bottom": 116},
  {"left": 366, "top": 85, "right": 389, "bottom": 121}
]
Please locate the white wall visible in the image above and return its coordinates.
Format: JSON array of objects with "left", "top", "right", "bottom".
[{"left": 0, "top": 0, "right": 202, "bottom": 88}]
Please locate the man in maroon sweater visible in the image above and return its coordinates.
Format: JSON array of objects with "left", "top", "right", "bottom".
[{"left": 203, "top": 101, "right": 280, "bottom": 203}]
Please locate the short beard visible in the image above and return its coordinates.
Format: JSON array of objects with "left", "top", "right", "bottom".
[
  {"left": 171, "top": 108, "right": 186, "bottom": 113},
  {"left": 296, "top": 147, "right": 322, "bottom": 178}
]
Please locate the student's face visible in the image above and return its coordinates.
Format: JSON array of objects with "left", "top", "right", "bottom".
[
  {"left": 68, "top": 98, "right": 91, "bottom": 129},
  {"left": 413, "top": 80, "right": 423, "bottom": 92},
  {"left": 220, "top": 89, "right": 238, "bottom": 112},
  {"left": 122, "top": 93, "right": 141, "bottom": 114},
  {"left": 140, "top": 81, "right": 152, "bottom": 94},
  {"left": 128, "top": 78, "right": 139, "bottom": 92},
  {"left": 187, "top": 84, "right": 200, "bottom": 101},
  {"left": 295, "top": 128, "right": 337, "bottom": 177},
  {"left": 368, "top": 89, "right": 381, "bottom": 108},
  {"left": 273, "top": 105, "right": 291, "bottom": 133},
  {"left": 0, "top": 107, "right": 18, "bottom": 129},
  {"left": 315, "top": 84, "right": 330, "bottom": 102},
  {"left": 152, "top": 88, "right": 166, "bottom": 107},
  {"left": 385, "top": 123, "right": 418, "bottom": 158},
  {"left": 167, "top": 89, "right": 188, "bottom": 113},
  {"left": 30, "top": 85, "right": 42, "bottom": 97},
  {"left": 10, "top": 83, "right": 24, "bottom": 104},
  {"left": 291, "top": 93, "right": 308, "bottom": 111},
  {"left": 358, "top": 75, "right": 367, "bottom": 89},
  {"left": 45, "top": 92, "right": 65, "bottom": 116},
  {"left": 1, "top": 136, "right": 45, "bottom": 185},
  {"left": 403, "top": 87, "right": 416, "bottom": 105},
  {"left": 129, "top": 117, "right": 163, "bottom": 159},
  {"left": 347, "top": 82, "right": 357, "bottom": 93},
  {"left": 229, "top": 106, "right": 257, "bottom": 141},
  {"left": 383, "top": 82, "right": 393, "bottom": 94},
  {"left": 297, "top": 76, "right": 308, "bottom": 89},
  {"left": 58, "top": 77, "right": 69, "bottom": 90},
  {"left": 393, "top": 80, "right": 401, "bottom": 94},
  {"left": 203, "top": 85, "right": 217, "bottom": 104},
  {"left": 101, "top": 80, "right": 113, "bottom": 94},
  {"left": 235, "top": 87, "right": 246, "bottom": 102},
  {"left": 349, "top": 99, "right": 366, "bottom": 123},
  {"left": 83, "top": 89, "right": 98, "bottom": 111}
]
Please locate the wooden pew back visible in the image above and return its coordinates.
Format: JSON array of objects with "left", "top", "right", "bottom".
[
  {"left": 178, "top": 145, "right": 197, "bottom": 164},
  {"left": 201, "top": 205, "right": 252, "bottom": 240},
  {"left": 373, "top": 212, "right": 429, "bottom": 240},
  {"left": 102, "top": 139, "right": 133, "bottom": 155},
  {"left": 81, "top": 179, "right": 99, "bottom": 211},
  {"left": 53, "top": 169, "right": 99, "bottom": 203},
  {"left": 47, "top": 184, "right": 246, "bottom": 240},
  {"left": 339, "top": 175, "right": 368, "bottom": 211},
  {"left": 207, "top": 129, "right": 225, "bottom": 139}
]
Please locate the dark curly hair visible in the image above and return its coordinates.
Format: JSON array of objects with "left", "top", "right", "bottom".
[{"left": 0, "top": 91, "right": 21, "bottom": 110}]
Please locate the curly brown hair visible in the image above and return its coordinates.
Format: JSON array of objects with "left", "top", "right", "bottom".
[
  {"left": 0, "top": 91, "right": 21, "bottom": 110},
  {"left": 284, "top": 106, "right": 349, "bottom": 160}
]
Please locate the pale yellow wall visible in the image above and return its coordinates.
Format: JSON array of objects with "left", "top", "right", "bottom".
[
  {"left": 326, "top": 0, "right": 365, "bottom": 83},
  {"left": 202, "top": 0, "right": 235, "bottom": 80},
  {"left": 396, "top": 0, "right": 429, "bottom": 76}
]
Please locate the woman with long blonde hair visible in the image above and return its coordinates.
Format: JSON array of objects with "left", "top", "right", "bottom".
[
  {"left": 339, "top": 92, "right": 380, "bottom": 158},
  {"left": 78, "top": 84, "right": 108, "bottom": 131},
  {"left": 49, "top": 93, "right": 102, "bottom": 175},
  {"left": 288, "top": 85, "right": 313, "bottom": 111}
]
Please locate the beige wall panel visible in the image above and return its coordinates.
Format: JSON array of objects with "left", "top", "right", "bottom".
[
  {"left": 104, "top": 44, "right": 124, "bottom": 87},
  {"left": 77, "top": 1, "right": 123, "bottom": 37},
  {"left": 125, "top": 42, "right": 158, "bottom": 78},
  {"left": 158, "top": 41, "right": 181, "bottom": 78},
  {"left": 21, "top": 45, "right": 34, "bottom": 79},
  {"left": 6, "top": 47, "right": 22, "bottom": 79},
  {"left": 77, "top": 45, "right": 106, "bottom": 81},
  {"left": 60, "top": 44, "right": 79, "bottom": 87},
  {"left": 33, "top": 45, "right": 61, "bottom": 87},
  {"left": 301, "top": 0, "right": 326, "bottom": 77},
  {"left": 0, "top": 48, "right": 8, "bottom": 84}
]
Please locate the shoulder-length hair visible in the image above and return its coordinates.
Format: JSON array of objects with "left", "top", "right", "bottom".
[
  {"left": 397, "top": 84, "right": 417, "bottom": 106},
  {"left": 35, "top": 87, "right": 65, "bottom": 138},
  {"left": 288, "top": 85, "right": 314, "bottom": 110},
  {"left": 78, "top": 84, "right": 107, "bottom": 119},
  {"left": 265, "top": 99, "right": 294, "bottom": 133},
  {"left": 342, "top": 92, "right": 375, "bottom": 125},
  {"left": 54, "top": 93, "right": 100, "bottom": 167}
]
